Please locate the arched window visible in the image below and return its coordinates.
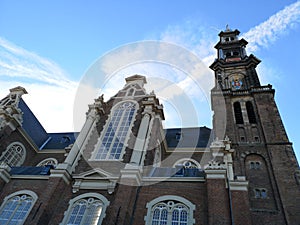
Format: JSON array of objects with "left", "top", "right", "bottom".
[
  {"left": 173, "top": 158, "right": 200, "bottom": 169},
  {"left": 91, "top": 101, "right": 137, "bottom": 160},
  {"left": 0, "top": 190, "right": 37, "bottom": 224},
  {"left": 254, "top": 188, "right": 268, "bottom": 199},
  {"left": 36, "top": 158, "right": 58, "bottom": 168},
  {"left": 126, "top": 88, "right": 135, "bottom": 96},
  {"left": 145, "top": 195, "right": 195, "bottom": 225},
  {"left": 0, "top": 142, "right": 26, "bottom": 166},
  {"left": 233, "top": 102, "right": 244, "bottom": 124},
  {"left": 60, "top": 193, "right": 109, "bottom": 225},
  {"left": 246, "top": 101, "right": 256, "bottom": 124}
]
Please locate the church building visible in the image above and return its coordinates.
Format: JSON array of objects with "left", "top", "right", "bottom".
[{"left": 0, "top": 27, "right": 299, "bottom": 225}]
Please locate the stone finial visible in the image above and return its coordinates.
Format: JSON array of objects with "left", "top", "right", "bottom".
[{"left": 125, "top": 74, "right": 147, "bottom": 87}]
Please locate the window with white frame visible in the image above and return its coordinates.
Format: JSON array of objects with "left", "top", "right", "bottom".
[
  {"left": 0, "top": 142, "right": 26, "bottom": 166},
  {"left": 0, "top": 190, "right": 37, "bottom": 224},
  {"left": 145, "top": 195, "right": 195, "bottom": 225},
  {"left": 36, "top": 158, "right": 58, "bottom": 168},
  {"left": 91, "top": 101, "right": 137, "bottom": 160},
  {"left": 60, "top": 193, "right": 109, "bottom": 225},
  {"left": 173, "top": 159, "right": 200, "bottom": 169}
]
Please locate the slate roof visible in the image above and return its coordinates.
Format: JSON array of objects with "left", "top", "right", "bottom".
[
  {"left": 17, "top": 98, "right": 212, "bottom": 151},
  {"left": 41, "top": 132, "right": 78, "bottom": 149},
  {"left": 18, "top": 98, "right": 78, "bottom": 150},
  {"left": 165, "top": 127, "right": 212, "bottom": 149},
  {"left": 149, "top": 167, "right": 205, "bottom": 178},
  {"left": 19, "top": 98, "right": 49, "bottom": 148}
]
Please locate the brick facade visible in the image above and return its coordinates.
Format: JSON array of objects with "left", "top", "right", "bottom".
[{"left": 0, "top": 28, "right": 299, "bottom": 225}]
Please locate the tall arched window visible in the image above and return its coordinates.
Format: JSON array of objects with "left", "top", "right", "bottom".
[
  {"left": 91, "top": 101, "right": 137, "bottom": 160},
  {"left": 145, "top": 195, "right": 195, "bottom": 225},
  {"left": 246, "top": 101, "right": 256, "bottom": 124},
  {"left": 233, "top": 102, "right": 244, "bottom": 124},
  {"left": 0, "top": 142, "right": 26, "bottom": 166},
  {"left": 60, "top": 193, "right": 109, "bottom": 225},
  {"left": 0, "top": 190, "right": 37, "bottom": 224}
]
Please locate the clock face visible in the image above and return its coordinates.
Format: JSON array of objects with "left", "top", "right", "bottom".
[{"left": 232, "top": 77, "right": 243, "bottom": 90}]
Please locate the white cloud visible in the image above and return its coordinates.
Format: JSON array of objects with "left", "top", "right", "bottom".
[
  {"left": 0, "top": 37, "right": 77, "bottom": 89},
  {"left": 242, "top": 1, "right": 300, "bottom": 52},
  {"left": 0, "top": 37, "right": 78, "bottom": 132},
  {"left": 1, "top": 1, "right": 300, "bottom": 133},
  {"left": 0, "top": 81, "right": 77, "bottom": 132}
]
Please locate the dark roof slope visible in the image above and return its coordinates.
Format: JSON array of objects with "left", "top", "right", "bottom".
[
  {"left": 165, "top": 126, "right": 212, "bottom": 149},
  {"left": 18, "top": 98, "right": 212, "bottom": 150},
  {"left": 19, "top": 98, "right": 49, "bottom": 148},
  {"left": 18, "top": 99, "right": 78, "bottom": 150},
  {"left": 42, "top": 132, "right": 78, "bottom": 149}
]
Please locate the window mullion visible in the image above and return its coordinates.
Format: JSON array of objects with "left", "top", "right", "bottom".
[
  {"left": 167, "top": 210, "right": 172, "bottom": 225},
  {"left": 81, "top": 203, "right": 89, "bottom": 225},
  {"left": 107, "top": 109, "right": 124, "bottom": 159},
  {"left": 7, "top": 200, "right": 21, "bottom": 224}
]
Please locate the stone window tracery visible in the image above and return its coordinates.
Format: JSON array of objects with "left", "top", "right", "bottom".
[
  {"left": 60, "top": 193, "right": 109, "bottom": 225},
  {"left": 145, "top": 195, "right": 195, "bottom": 225},
  {"left": 0, "top": 190, "right": 37, "bottom": 224},
  {"left": 0, "top": 142, "right": 26, "bottom": 166},
  {"left": 91, "top": 101, "right": 137, "bottom": 160},
  {"left": 36, "top": 158, "right": 58, "bottom": 168}
]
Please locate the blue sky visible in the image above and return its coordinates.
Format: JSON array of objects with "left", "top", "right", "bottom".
[{"left": 0, "top": 0, "right": 300, "bottom": 161}]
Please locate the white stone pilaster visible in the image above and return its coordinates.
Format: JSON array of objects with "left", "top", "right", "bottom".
[{"left": 130, "top": 113, "right": 151, "bottom": 165}]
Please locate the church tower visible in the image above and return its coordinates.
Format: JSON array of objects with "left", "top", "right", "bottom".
[{"left": 210, "top": 26, "right": 300, "bottom": 224}]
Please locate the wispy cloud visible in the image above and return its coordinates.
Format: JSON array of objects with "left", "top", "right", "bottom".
[
  {"left": 0, "top": 37, "right": 77, "bottom": 89},
  {"left": 242, "top": 1, "right": 300, "bottom": 52},
  {"left": 0, "top": 37, "right": 78, "bottom": 132},
  {"left": 1, "top": 1, "right": 300, "bottom": 133}
]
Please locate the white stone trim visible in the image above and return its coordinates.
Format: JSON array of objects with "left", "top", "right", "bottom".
[
  {"left": 166, "top": 147, "right": 209, "bottom": 153},
  {"left": 173, "top": 158, "right": 201, "bottom": 168},
  {"left": 144, "top": 195, "right": 195, "bottom": 225},
  {"left": 36, "top": 158, "right": 58, "bottom": 167},
  {"left": 229, "top": 180, "right": 249, "bottom": 191},
  {"left": 0, "top": 141, "right": 26, "bottom": 166},
  {"left": 205, "top": 169, "right": 227, "bottom": 179},
  {"left": 60, "top": 193, "right": 109, "bottom": 225},
  {"left": 90, "top": 100, "right": 139, "bottom": 161},
  {"left": 0, "top": 190, "right": 38, "bottom": 224},
  {"left": 142, "top": 177, "right": 205, "bottom": 182}
]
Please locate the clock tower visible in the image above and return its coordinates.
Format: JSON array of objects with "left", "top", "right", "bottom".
[{"left": 210, "top": 26, "right": 300, "bottom": 224}]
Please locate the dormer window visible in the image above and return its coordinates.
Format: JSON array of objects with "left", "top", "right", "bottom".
[{"left": 175, "top": 132, "right": 181, "bottom": 141}]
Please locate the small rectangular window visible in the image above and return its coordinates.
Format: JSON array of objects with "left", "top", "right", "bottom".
[
  {"left": 240, "top": 136, "right": 245, "bottom": 142},
  {"left": 175, "top": 132, "right": 181, "bottom": 141}
]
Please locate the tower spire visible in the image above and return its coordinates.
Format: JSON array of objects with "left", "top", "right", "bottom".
[{"left": 210, "top": 27, "right": 261, "bottom": 90}]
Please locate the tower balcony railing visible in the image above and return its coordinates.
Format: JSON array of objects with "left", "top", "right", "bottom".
[{"left": 211, "top": 85, "right": 274, "bottom": 96}]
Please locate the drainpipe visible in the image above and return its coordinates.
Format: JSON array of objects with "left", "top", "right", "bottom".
[
  {"left": 227, "top": 177, "right": 234, "bottom": 225},
  {"left": 129, "top": 186, "right": 141, "bottom": 225}
]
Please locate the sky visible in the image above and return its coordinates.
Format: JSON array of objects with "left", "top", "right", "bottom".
[{"left": 0, "top": 0, "right": 300, "bottom": 161}]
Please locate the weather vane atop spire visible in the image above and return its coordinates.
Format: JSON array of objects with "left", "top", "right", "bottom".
[{"left": 225, "top": 24, "right": 231, "bottom": 31}]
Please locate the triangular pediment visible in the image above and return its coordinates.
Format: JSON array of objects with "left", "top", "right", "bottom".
[{"left": 73, "top": 168, "right": 115, "bottom": 179}]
